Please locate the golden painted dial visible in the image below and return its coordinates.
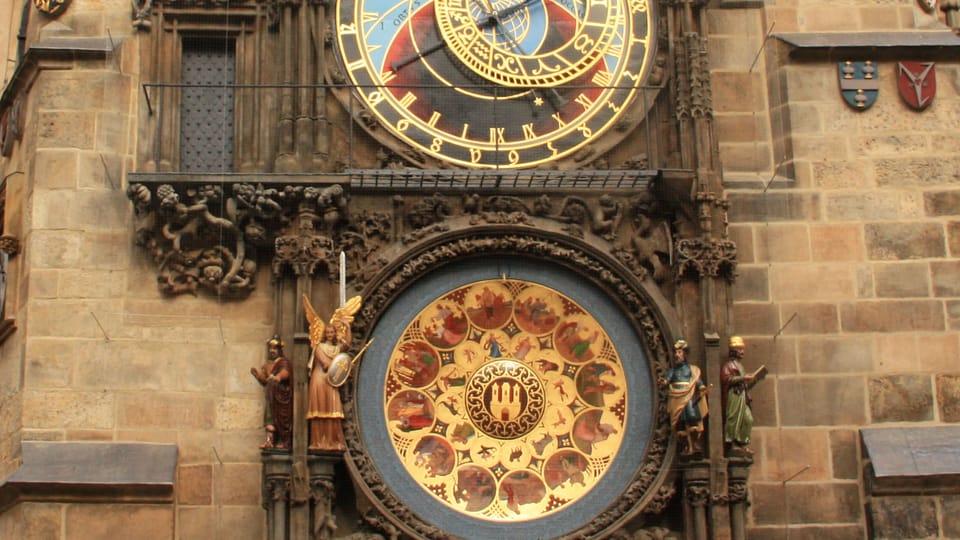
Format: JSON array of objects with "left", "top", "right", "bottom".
[
  {"left": 383, "top": 279, "right": 627, "bottom": 521},
  {"left": 335, "top": 0, "right": 655, "bottom": 168},
  {"left": 434, "top": 0, "right": 620, "bottom": 87}
]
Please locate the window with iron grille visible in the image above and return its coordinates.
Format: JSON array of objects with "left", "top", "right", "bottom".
[{"left": 179, "top": 38, "right": 236, "bottom": 173}]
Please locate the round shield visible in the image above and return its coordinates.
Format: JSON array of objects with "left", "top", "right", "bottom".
[{"left": 327, "top": 352, "right": 353, "bottom": 388}]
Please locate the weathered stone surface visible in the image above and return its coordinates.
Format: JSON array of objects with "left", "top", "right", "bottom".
[
  {"left": 78, "top": 150, "right": 123, "bottom": 189},
  {"left": 856, "top": 134, "right": 929, "bottom": 158},
  {"left": 778, "top": 302, "right": 838, "bottom": 335},
  {"left": 22, "top": 390, "right": 115, "bottom": 430},
  {"left": 875, "top": 157, "right": 960, "bottom": 187},
  {"left": 740, "top": 335, "right": 797, "bottom": 375},
  {"left": 932, "top": 261, "right": 960, "bottom": 297},
  {"left": 749, "top": 372, "right": 778, "bottom": 427},
  {"left": 830, "top": 429, "right": 859, "bottom": 480},
  {"left": 176, "top": 430, "right": 218, "bottom": 465},
  {"left": 840, "top": 300, "right": 944, "bottom": 332},
  {"left": 732, "top": 302, "right": 780, "bottom": 335},
  {"left": 712, "top": 72, "right": 764, "bottom": 114},
  {"left": 728, "top": 224, "right": 755, "bottom": 263},
  {"left": 770, "top": 264, "right": 856, "bottom": 302},
  {"left": 869, "top": 375, "right": 933, "bottom": 423},
  {"left": 728, "top": 191, "right": 821, "bottom": 223},
  {"left": 177, "top": 465, "right": 213, "bottom": 505},
  {"left": 826, "top": 192, "right": 900, "bottom": 221},
  {"left": 779, "top": 377, "right": 866, "bottom": 426},
  {"left": 865, "top": 222, "right": 946, "bottom": 260},
  {"left": 216, "top": 398, "right": 262, "bottom": 430},
  {"left": 949, "top": 221, "right": 960, "bottom": 257},
  {"left": 751, "top": 482, "right": 861, "bottom": 525},
  {"left": 755, "top": 224, "right": 810, "bottom": 262},
  {"left": 732, "top": 265, "right": 769, "bottom": 302},
  {"left": 30, "top": 231, "right": 131, "bottom": 270},
  {"left": 213, "top": 430, "right": 262, "bottom": 464},
  {"left": 64, "top": 429, "right": 114, "bottom": 441},
  {"left": 937, "top": 374, "right": 960, "bottom": 422},
  {"left": 856, "top": 264, "right": 874, "bottom": 299},
  {"left": 867, "top": 496, "right": 939, "bottom": 540},
  {"left": 721, "top": 143, "right": 775, "bottom": 171},
  {"left": 218, "top": 506, "right": 265, "bottom": 540},
  {"left": 924, "top": 190, "right": 960, "bottom": 217},
  {"left": 797, "top": 336, "right": 873, "bottom": 373},
  {"left": 22, "top": 503, "right": 62, "bottom": 540},
  {"left": 746, "top": 524, "right": 865, "bottom": 540},
  {"left": 872, "top": 262, "right": 931, "bottom": 298},
  {"left": 96, "top": 112, "right": 129, "bottom": 154},
  {"left": 950, "top": 300, "right": 960, "bottom": 331},
  {"left": 178, "top": 507, "right": 217, "bottom": 540},
  {"left": 216, "top": 464, "right": 261, "bottom": 505},
  {"left": 944, "top": 496, "right": 960, "bottom": 538},
  {"left": 715, "top": 113, "right": 767, "bottom": 143},
  {"left": 810, "top": 224, "right": 865, "bottom": 261},
  {"left": 65, "top": 505, "right": 173, "bottom": 540},
  {"left": 761, "top": 428, "right": 831, "bottom": 481},
  {"left": 117, "top": 393, "right": 216, "bottom": 430},
  {"left": 74, "top": 344, "right": 178, "bottom": 391},
  {"left": 32, "top": 149, "right": 79, "bottom": 190},
  {"left": 812, "top": 160, "right": 871, "bottom": 189},
  {"left": 37, "top": 111, "right": 98, "bottom": 150},
  {"left": 24, "top": 341, "right": 74, "bottom": 387}
]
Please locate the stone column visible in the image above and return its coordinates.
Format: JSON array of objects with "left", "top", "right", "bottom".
[
  {"left": 683, "top": 462, "right": 711, "bottom": 540},
  {"left": 262, "top": 453, "right": 293, "bottom": 539},
  {"left": 727, "top": 458, "right": 752, "bottom": 540},
  {"left": 308, "top": 454, "right": 339, "bottom": 540}
]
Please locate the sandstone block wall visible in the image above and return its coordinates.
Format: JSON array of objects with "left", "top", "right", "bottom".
[{"left": 711, "top": 2, "right": 960, "bottom": 538}]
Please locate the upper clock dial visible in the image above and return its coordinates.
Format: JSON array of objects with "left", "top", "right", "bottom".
[{"left": 335, "top": 0, "right": 655, "bottom": 168}]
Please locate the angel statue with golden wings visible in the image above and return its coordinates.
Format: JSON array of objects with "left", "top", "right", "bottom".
[{"left": 304, "top": 294, "right": 362, "bottom": 452}]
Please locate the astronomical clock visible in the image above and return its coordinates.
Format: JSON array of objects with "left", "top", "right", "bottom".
[
  {"left": 316, "top": 0, "right": 694, "bottom": 535},
  {"left": 126, "top": 0, "right": 742, "bottom": 537},
  {"left": 331, "top": 0, "right": 659, "bottom": 168}
]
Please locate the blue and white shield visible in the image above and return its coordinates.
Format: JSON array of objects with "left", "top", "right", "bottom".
[{"left": 838, "top": 61, "right": 879, "bottom": 111}]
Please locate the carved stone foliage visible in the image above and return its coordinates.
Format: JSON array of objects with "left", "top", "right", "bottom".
[
  {"left": 126, "top": 182, "right": 391, "bottom": 296},
  {"left": 674, "top": 238, "right": 737, "bottom": 282},
  {"left": 342, "top": 233, "right": 676, "bottom": 540},
  {"left": 128, "top": 184, "right": 684, "bottom": 297}
]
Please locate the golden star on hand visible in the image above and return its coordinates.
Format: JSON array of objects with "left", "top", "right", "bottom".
[{"left": 533, "top": 96, "right": 544, "bottom": 106}]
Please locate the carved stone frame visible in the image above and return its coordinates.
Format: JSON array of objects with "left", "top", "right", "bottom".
[{"left": 342, "top": 227, "right": 679, "bottom": 539}]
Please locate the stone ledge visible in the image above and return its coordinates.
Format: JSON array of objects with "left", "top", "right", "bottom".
[
  {"left": 776, "top": 31, "right": 960, "bottom": 61},
  {"left": 0, "top": 442, "right": 177, "bottom": 511},
  {"left": 861, "top": 426, "right": 960, "bottom": 495}
]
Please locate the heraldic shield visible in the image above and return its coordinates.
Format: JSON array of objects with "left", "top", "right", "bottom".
[
  {"left": 839, "top": 61, "right": 879, "bottom": 111},
  {"left": 897, "top": 61, "right": 936, "bottom": 111}
]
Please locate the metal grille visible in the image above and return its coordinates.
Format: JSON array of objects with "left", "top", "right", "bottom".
[{"left": 179, "top": 39, "right": 235, "bottom": 172}]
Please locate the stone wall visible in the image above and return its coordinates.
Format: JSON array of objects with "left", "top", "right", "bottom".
[
  {"left": 711, "top": 2, "right": 960, "bottom": 538},
  {"left": 0, "top": 16, "right": 271, "bottom": 538}
]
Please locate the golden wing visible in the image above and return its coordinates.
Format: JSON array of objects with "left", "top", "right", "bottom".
[
  {"left": 303, "top": 294, "right": 326, "bottom": 350},
  {"left": 329, "top": 295, "right": 362, "bottom": 344}
]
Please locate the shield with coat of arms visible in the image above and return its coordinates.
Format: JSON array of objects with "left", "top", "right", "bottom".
[
  {"left": 838, "top": 61, "right": 879, "bottom": 111},
  {"left": 897, "top": 61, "right": 936, "bottom": 111}
]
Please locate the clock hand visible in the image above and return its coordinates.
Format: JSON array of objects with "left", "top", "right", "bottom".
[
  {"left": 480, "top": 5, "right": 565, "bottom": 110},
  {"left": 391, "top": 40, "right": 448, "bottom": 72},
  {"left": 477, "top": 0, "right": 542, "bottom": 29}
]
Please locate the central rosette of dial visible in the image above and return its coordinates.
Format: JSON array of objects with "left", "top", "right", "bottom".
[
  {"left": 465, "top": 360, "right": 546, "bottom": 439},
  {"left": 434, "top": 0, "right": 621, "bottom": 87}
]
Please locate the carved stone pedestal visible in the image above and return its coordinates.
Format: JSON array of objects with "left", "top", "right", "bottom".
[{"left": 262, "top": 452, "right": 342, "bottom": 540}]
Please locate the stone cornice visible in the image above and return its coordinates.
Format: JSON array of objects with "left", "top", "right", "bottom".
[
  {"left": 0, "top": 442, "right": 177, "bottom": 512},
  {"left": 776, "top": 31, "right": 960, "bottom": 60},
  {"left": 0, "top": 36, "right": 122, "bottom": 110}
]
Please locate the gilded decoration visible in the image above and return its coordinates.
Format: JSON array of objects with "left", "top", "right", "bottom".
[{"left": 383, "top": 279, "right": 628, "bottom": 521}]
